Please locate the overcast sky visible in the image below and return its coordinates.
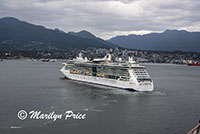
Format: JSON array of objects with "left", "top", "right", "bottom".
[{"left": 0, "top": 0, "right": 200, "bottom": 39}]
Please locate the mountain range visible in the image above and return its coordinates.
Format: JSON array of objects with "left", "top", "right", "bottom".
[
  {"left": 108, "top": 30, "right": 200, "bottom": 52},
  {"left": 0, "top": 17, "right": 200, "bottom": 52},
  {"left": 0, "top": 17, "right": 115, "bottom": 50}
]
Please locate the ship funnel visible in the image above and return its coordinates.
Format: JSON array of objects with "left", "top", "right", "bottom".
[
  {"left": 103, "top": 54, "right": 112, "bottom": 61},
  {"left": 93, "top": 53, "right": 112, "bottom": 62}
]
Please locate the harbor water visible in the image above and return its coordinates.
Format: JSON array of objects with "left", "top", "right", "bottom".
[{"left": 0, "top": 60, "right": 200, "bottom": 134}]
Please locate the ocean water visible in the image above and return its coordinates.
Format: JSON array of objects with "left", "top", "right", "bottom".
[{"left": 0, "top": 60, "right": 200, "bottom": 134}]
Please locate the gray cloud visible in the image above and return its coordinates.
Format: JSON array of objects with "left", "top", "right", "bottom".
[{"left": 0, "top": 0, "right": 200, "bottom": 39}]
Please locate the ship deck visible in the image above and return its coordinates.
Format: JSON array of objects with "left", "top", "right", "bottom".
[{"left": 68, "top": 61, "right": 145, "bottom": 69}]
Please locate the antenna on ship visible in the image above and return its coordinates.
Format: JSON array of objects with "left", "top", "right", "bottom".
[
  {"left": 78, "top": 52, "right": 83, "bottom": 58},
  {"left": 109, "top": 48, "right": 113, "bottom": 54},
  {"left": 84, "top": 57, "right": 88, "bottom": 61},
  {"left": 128, "top": 56, "right": 136, "bottom": 63}
]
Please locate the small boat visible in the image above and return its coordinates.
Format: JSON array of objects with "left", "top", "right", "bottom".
[
  {"left": 187, "top": 61, "right": 200, "bottom": 66},
  {"left": 187, "top": 63, "right": 200, "bottom": 66},
  {"left": 50, "top": 59, "right": 57, "bottom": 62},
  {"left": 187, "top": 121, "right": 200, "bottom": 134},
  {"left": 41, "top": 59, "right": 49, "bottom": 62}
]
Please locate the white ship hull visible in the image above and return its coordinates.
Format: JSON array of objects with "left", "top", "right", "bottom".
[{"left": 60, "top": 67, "right": 153, "bottom": 92}]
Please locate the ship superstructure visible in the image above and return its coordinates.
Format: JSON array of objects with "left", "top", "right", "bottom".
[{"left": 60, "top": 53, "right": 153, "bottom": 91}]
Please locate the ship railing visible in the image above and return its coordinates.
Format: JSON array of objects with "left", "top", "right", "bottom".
[{"left": 187, "top": 121, "right": 200, "bottom": 134}]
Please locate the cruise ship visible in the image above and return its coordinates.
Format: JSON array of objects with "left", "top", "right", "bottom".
[{"left": 60, "top": 53, "right": 153, "bottom": 91}]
